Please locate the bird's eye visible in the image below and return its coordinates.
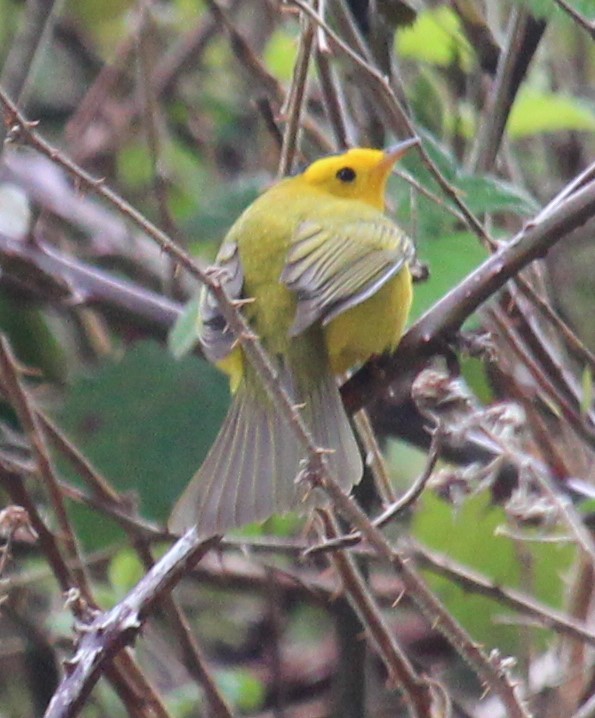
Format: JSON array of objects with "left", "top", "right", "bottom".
[{"left": 336, "top": 166, "right": 356, "bottom": 183}]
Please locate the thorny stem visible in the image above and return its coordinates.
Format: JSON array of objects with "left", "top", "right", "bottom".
[
  {"left": 277, "top": 6, "right": 315, "bottom": 176},
  {"left": 305, "top": 431, "right": 441, "bottom": 555},
  {"left": 43, "top": 530, "right": 218, "bottom": 718},
  {"left": 319, "top": 509, "right": 437, "bottom": 718},
  {"left": 0, "top": 336, "right": 92, "bottom": 594}
]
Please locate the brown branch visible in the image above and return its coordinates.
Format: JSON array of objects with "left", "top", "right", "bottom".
[
  {"left": 0, "top": 455, "right": 172, "bottom": 718},
  {"left": 343, "top": 176, "right": 595, "bottom": 414},
  {"left": 277, "top": 8, "right": 315, "bottom": 177},
  {"left": 132, "top": 543, "right": 234, "bottom": 718},
  {"left": 469, "top": 8, "right": 546, "bottom": 173},
  {"left": 0, "top": 0, "right": 61, "bottom": 112},
  {"left": 44, "top": 530, "right": 218, "bottom": 718},
  {"left": 411, "top": 540, "right": 595, "bottom": 648},
  {"left": 315, "top": 45, "right": 349, "bottom": 149},
  {"left": 0, "top": 336, "right": 91, "bottom": 592},
  {"left": 551, "top": 0, "right": 595, "bottom": 38},
  {"left": 0, "top": 231, "right": 181, "bottom": 338},
  {"left": 319, "top": 510, "right": 437, "bottom": 718}
]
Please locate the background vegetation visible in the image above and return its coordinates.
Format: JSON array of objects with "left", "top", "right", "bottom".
[{"left": 0, "top": 1, "right": 594, "bottom": 717}]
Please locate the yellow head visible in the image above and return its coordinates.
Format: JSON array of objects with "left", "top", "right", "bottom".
[{"left": 299, "top": 138, "right": 418, "bottom": 210}]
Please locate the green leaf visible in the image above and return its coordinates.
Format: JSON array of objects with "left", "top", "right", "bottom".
[
  {"left": 108, "top": 548, "right": 145, "bottom": 598},
  {"left": 581, "top": 365, "right": 593, "bottom": 416},
  {"left": 458, "top": 173, "right": 539, "bottom": 215},
  {"left": 411, "top": 231, "right": 488, "bottom": 321},
  {"left": 116, "top": 141, "right": 153, "bottom": 188},
  {"left": 216, "top": 669, "right": 265, "bottom": 711},
  {"left": 396, "top": 6, "right": 473, "bottom": 69},
  {"left": 508, "top": 88, "right": 595, "bottom": 138},
  {"left": 413, "top": 491, "right": 575, "bottom": 652},
  {"left": 56, "top": 341, "right": 229, "bottom": 548},
  {"left": 168, "top": 295, "right": 201, "bottom": 359},
  {"left": 264, "top": 26, "right": 299, "bottom": 81}
]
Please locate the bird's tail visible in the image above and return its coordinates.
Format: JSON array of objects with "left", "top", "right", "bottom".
[{"left": 169, "top": 365, "right": 362, "bottom": 536}]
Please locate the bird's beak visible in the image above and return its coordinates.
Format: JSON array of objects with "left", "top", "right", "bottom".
[{"left": 378, "top": 137, "right": 420, "bottom": 173}]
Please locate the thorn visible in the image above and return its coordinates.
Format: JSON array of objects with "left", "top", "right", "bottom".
[
  {"left": 231, "top": 296, "right": 255, "bottom": 308},
  {"left": 391, "top": 589, "right": 405, "bottom": 608}
]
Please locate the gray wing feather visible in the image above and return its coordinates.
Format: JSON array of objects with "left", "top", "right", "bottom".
[
  {"left": 281, "top": 219, "right": 414, "bottom": 337},
  {"left": 199, "top": 241, "right": 244, "bottom": 362},
  {"left": 168, "top": 361, "right": 362, "bottom": 536}
]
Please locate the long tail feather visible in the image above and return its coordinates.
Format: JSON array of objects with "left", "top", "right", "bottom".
[{"left": 169, "top": 367, "right": 362, "bottom": 536}]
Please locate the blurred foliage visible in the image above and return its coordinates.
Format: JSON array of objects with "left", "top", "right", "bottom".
[
  {"left": 397, "top": 6, "right": 474, "bottom": 69},
  {"left": 413, "top": 491, "right": 576, "bottom": 652},
  {"left": 55, "top": 342, "right": 229, "bottom": 547}
]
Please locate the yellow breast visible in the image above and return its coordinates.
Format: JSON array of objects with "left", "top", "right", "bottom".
[{"left": 324, "top": 265, "right": 412, "bottom": 375}]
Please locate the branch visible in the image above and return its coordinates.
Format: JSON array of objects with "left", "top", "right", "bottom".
[
  {"left": 551, "top": 0, "right": 595, "bottom": 38},
  {"left": 343, "top": 176, "right": 595, "bottom": 413},
  {"left": 319, "top": 510, "right": 437, "bottom": 718},
  {"left": 0, "top": 232, "right": 181, "bottom": 338},
  {"left": 44, "top": 530, "right": 218, "bottom": 718}
]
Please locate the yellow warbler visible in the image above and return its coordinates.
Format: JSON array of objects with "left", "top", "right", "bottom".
[{"left": 170, "top": 140, "right": 418, "bottom": 535}]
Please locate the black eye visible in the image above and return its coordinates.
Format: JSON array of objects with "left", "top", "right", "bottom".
[{"left": 336, "top": 166, "right": 356, "bottom": 183}]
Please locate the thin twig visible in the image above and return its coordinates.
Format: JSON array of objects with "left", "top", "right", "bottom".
[
  {"left": 278, "top": 8, "right": 315, "bottom": 177},
  {"left": 469, "top": 8, "right": 546, "bottom": 173},
  {"left": 133, "top": 542, "right": 235, "bottom": 718},
  {"left": 0, "top": 0, "right": 62, "bottom": 114},
  {"left": 319, "top": 510, "right": 437, "bottom": 718},
  {"left": 486, "top": 305, "right": 595, "bottom": 446},
  {"left": 411, "top": 540, "right": 595, "bottom": 648},
  {"left": 136, "top": 1, "right": 182, "bottom": 297},
  {"left": 353, "top": 408, "right": 397, "bottom": 504},
  {"left": 0, "top": 336, "right": 91, "bottom": 593},
  {"left": 512, "top": 275, "right": 595, "bottom": 375},
  {"left": 315, "top": 46, "right": 349, "bottom": 149},
  {"left": 551, "top": 0, "right": 595, "bottom": 38},
  {"left": 528, "top": 464, "right": 595, "bottom": 570},
  {"left": 305, "top": 432, "right": 441, "bottom": 556}
]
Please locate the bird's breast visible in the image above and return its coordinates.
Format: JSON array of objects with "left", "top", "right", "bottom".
[{"left": 324, "top": 265, "right": 412, "bottom": 375}]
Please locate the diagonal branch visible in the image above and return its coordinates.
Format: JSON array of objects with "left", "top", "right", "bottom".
[
  {"left": 343, "top": 177, "right": 595, "bottom": 414},
  {"left": 44, "top": 530, "right": 218, "bottom": 718}
]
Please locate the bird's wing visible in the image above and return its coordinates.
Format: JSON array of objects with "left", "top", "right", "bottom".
[
  {"left": 199, "top": 240, "right": 244, "bottom": 362},
  {"left": 281, "top": 218, "right": 414, "bottom": 337}
]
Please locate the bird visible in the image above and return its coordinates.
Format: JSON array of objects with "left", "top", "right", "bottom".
[{"left": 169, "top": 139, "right": 418, "bottom": 536}]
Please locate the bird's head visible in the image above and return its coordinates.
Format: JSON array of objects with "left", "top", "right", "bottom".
[{"left": 300, "top": 138, "right": 419, "bottom": 210}]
